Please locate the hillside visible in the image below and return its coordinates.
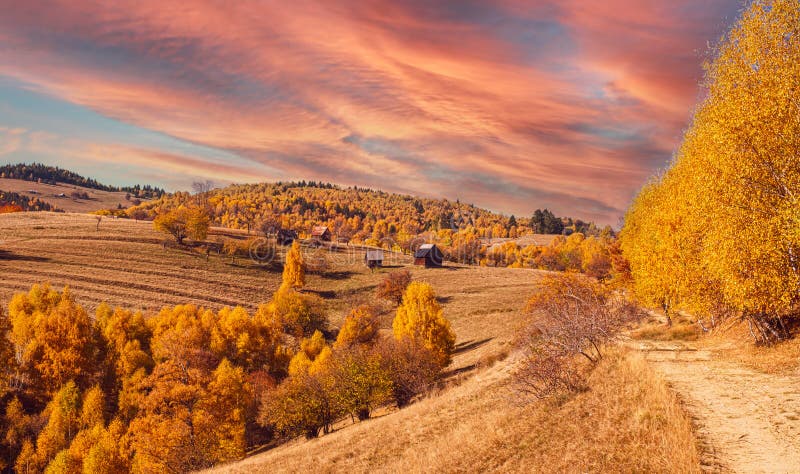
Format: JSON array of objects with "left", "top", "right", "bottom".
[
  {"left": 128, "top": 182, "right": 604, "bottom": 243},
  {"left": 0, "top": 178, "right": 134, "bottom": 213},
  {"left": 210, "top": 349, "right": 699, "bottom": 474},
  {"left": 0, "top": 163, "right": 165, "bottom": 198},
  {"left": 0, "top": 212, "right": 536, "bottom": 368},
  {"left": 0, "top": 212, "right": 701, "bottom": 473}
]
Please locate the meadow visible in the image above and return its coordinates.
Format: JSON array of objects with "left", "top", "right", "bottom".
[{"left": 0, "top": 178, "right": 132, "bottom": 214}]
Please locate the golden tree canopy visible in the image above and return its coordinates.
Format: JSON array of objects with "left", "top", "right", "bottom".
[
  {"left": 282, "top": 241, "right": 306, "bottom": 289},
  {"left": 392, "top": 282, "right": 455, "bottom": 367}
]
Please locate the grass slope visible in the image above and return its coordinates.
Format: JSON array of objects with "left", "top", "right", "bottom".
[
  {"left": 0, "top": 178, "right": 132, "bottom": 213},
  {"left": 209, "top": 350, "right": 699, "bottom": 474}
]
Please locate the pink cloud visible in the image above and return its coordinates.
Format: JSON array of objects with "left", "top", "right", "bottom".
[{"left": 0, "top": 0, "right": 741, "bottom": 224}]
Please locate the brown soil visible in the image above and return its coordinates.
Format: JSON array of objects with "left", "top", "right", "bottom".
[{"left": 634, "top": 339, "right": 800, "bottom": 473}]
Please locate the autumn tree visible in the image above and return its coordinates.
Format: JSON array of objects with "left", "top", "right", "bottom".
[
  {"left": 79, "top": 419, "right": 131, "bottom": 473},
  {"left": 198, "top": 359, "right": 252, "bottom": 463},
  {"left": 51, "top": 386, "right": 111, "bottom": 472},
  {"left": 128, "top": 357, "right": 250, "bottom": 471},
  {"left": 392, "top": 282, "right": 455, "bottom": 367},
  {"left": 375, "top": 337, "right": 440, "bottom": 407},
  {"left": 334, "top": 306, "right": 379, "bottom": 349},
  {"left": 329, "top": 346, "right": 392, "bottom": 421},
  {"left": 0, "top": 307, "right": 13, "bottom": 400},
  {"left": 128, "top": 358, "right": 212, "bottom": 472},
  {"left": 259, "top": 371, "right": 339, "bottom": 439},
  {"left": 376, "top": 269, "right": 412, "bottom": 305},
  {"left": 262, "top": 287, "right": 326, "bottom": 338},
  {"left": 154, "top": 206, "right": 210, "bottom": 244},
  {"left": 95, "top": 304, "right": 153, "bottom": 410},
  {"left": 3, "top": 397, "right": 33, "bottom": 469},
  {"left": 34, "top": 381, "right": 81, "bottom": 469},
  {"left": 8, "top": 284, "right": 97, "bottom": 396},
  {"left": 287, "top": 330, "right": 331, "bottom": 377},
  {"left": 282, "top": 241, "right": 306, "bottom": 289},
  {"left": 210, "top": 306, "right": 282, "bottom": 372}
]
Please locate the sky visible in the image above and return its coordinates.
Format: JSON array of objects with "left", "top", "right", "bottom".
[{"left": 0, "top": 1, "right": 742, "bottom": 225}]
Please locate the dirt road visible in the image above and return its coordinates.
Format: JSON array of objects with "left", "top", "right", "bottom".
[{"left": 634, "top": 341, "right": 800, "bottom": 473}]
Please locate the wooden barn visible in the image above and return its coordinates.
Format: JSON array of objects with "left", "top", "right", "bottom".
[
  {"left": 310, "top": 225, "right": 332, "bottom": 242},
  {"left": 414, "top": 243, "right": 444, "bottom": 267},
  {"left": 365, "top": 249, "right": 384, "bottom": 269},
  {"left": 276, "top": 229, "right": 297, "bottom": 245}
]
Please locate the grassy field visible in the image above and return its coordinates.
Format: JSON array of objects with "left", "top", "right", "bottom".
[
  {"left": 209, "top": 349, "right": 699, "bottom": 474},
  {"left": 483, "top": 234, "right": 559, "bottom": 247},
  {"left": 0, "top": 178, "right": 133, "bottom": 213}
]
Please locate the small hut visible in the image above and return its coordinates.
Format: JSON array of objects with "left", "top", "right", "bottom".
[
  {"left": 277, "top": 229, "right": 297, "bottom": 245},
  {"left": 365, "top": 249, "right": 384, "bottom": 269},
  {"left": 310, "top": 225, "right": 332, "bottom": 242},
  {"left": 414, "top": 244, "right": 444, "bottom": 267}
]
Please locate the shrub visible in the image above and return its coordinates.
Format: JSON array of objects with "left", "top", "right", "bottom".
[
  {"left": 376, "top": 337, "right": 440, "bottom": 407},
  {"left": 376, "top": 270, "right": 412, "bottom": 305},
  {"left": 515, "top": 273, "right": 643, "bottom": 399}
]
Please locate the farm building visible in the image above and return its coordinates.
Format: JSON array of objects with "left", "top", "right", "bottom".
[
  {"left": 310, "top": 225, "right": 332, "bottom": 241},
  {"left": 365, "top": 249, "right": 384, "bottom": 269},
  {"left": 414, "top": 243, "right": 444, "bottom": 267},
  {"left": 276, "top": 229, "right": 297, "bottom": 245}
]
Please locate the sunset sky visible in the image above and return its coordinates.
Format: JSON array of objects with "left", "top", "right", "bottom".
[{"left": 0, "top": 1, "right": 741, "bottom": 225}]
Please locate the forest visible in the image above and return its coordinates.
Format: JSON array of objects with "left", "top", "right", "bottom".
[
  {"left": 0, "top": 243, "right": 455, "bottom": 472},
  {"left": 0, "top": 164, "right": 165, "bottom": 200},
  {"left": 0, "top": 191, "right": 59, "bottom": 213},
  {"left": 620, "top": 0, "right": 800, "bottom": 344},
  {"left": 129, "top": 182, "right": 605, "bottom": 243}
]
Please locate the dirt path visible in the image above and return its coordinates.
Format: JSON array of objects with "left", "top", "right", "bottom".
[{"left": 632, "top": 340, "right": 800, "bottom": 473}]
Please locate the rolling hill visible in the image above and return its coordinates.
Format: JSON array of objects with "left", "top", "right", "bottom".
[
  {"left": 0, "top": 211, "right": 536, "bottom": 370},
  {"left": 0, "top": 178, "right": 134, "bottom": 213},
  {"left": 0, "top": 211, "right": 701, "bottom": 473}
]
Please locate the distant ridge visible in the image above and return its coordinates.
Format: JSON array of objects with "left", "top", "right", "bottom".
[{"left": 0, "top": 163, "right": 166, "bottom": 199}]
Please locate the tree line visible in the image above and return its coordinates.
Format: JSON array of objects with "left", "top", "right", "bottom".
[
  {"left": 0, "top": 191, "right": 60, "bottom": 213},
  {"left": 0, "top": 164, "right": 165, "bottom": 199},
  {"left": 0, "top": 242, "right": 455, "bottom": 472},
  {"left": 129, "top": 182, "right": 605, "bottom": 247},
  {"left": 619, "top": 0, "right": 800, "bottom": 343}
]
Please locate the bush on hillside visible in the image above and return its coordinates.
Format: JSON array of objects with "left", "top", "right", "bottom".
[
  {"left": 376, "top": 269, "right": 411, "bottom": 305},
  {"left": 515, "top": 273, "right": 643, "bottom": 399}
]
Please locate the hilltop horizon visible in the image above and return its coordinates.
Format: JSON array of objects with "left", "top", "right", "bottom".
[{"left": 0, "top": 161, "right": 606, "bottom": 227}]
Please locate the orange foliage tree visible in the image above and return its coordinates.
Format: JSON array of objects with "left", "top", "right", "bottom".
[
  {"left": 392, "top": 282, "right": 455, "bottom": 367},
  {"left": 620, "top": 0, "right": 800, "bottom": 342}
]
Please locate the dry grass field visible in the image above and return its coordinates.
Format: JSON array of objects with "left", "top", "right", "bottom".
[
  {"left": 0, "top": 177, "right": 133, "bottom": 213},
  {"left": 209, "top": 349, "right": 700, "bottom": 474}
]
